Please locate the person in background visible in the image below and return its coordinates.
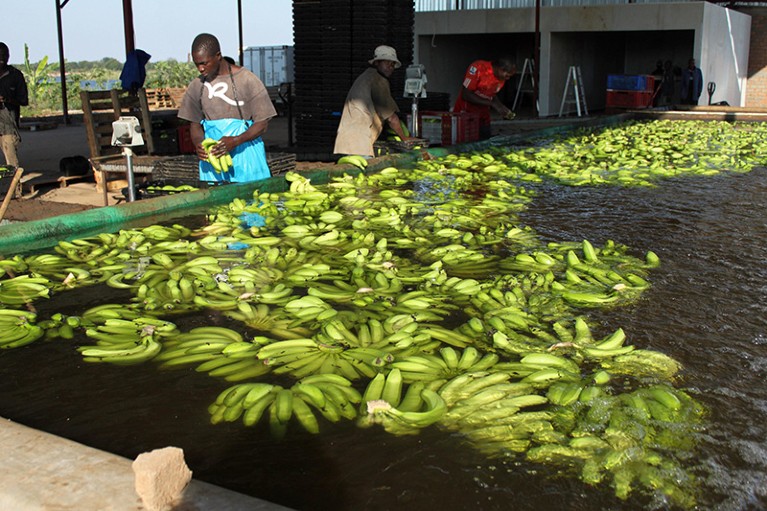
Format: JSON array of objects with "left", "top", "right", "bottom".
[
  {"left": 453, "top": 57, "right": 516, "bottom": 140},
  {"left": 334, "top": 45, "right": 411, "bottom": 158},
  {"left": 650, "top": 60, "right": 664, "bottom": 106},
  {"left": 0, "top": 42, "right": 29, "bottom": 168},
  {"left": 660, "top": 59, "right": 676, "bottom": 106},
  {"left": 680, "top": 58, "right": 703, "bottom": 106},
  {"left": 178, "top": 33, "right": 276, "bottom": 183}
]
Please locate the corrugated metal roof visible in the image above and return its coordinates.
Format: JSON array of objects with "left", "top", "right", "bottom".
[{"left": 415, "top": 0, "right": 767, "bottom": 9}]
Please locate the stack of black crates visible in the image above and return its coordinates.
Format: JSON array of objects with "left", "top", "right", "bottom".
[{"left": 293, "top": 0, "right": 420, "bottom": 159}]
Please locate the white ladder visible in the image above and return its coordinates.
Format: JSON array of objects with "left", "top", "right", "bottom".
[
  {"left": 559, "top": 65, "right": 589, "bottom": 117},
  {"left": 512, "top": 58, "right": 539, "bottom": 114}
]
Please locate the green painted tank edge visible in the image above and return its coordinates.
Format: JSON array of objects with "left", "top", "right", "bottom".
[{"left": 0, "top": 115, "right": 627, "bottom": 256}]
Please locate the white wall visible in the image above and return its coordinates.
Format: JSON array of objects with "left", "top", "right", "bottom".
[{"left": 700, "top": 2, "right": 751, "bottom": 106}]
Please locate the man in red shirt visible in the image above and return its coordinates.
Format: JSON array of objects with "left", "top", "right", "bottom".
[{"left": 453, "top": 57, "right": 516, "bottom": 139}]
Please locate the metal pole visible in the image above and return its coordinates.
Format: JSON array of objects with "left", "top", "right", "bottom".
[
  {"left": 56, "top": 0, "right": 70, "bottom": 125},
  {"left": 124, "top": 147, "right": 136, "bottom": 202},
  {"left": 287, "top": 83, "right": 294, "bottom": 147},
  {"left": 411, "top": 98, "right": 420, "bottom": 138},
  {"left": 534, "top": 0, "right": 541, "bottom": 117},
  {"left": 237, "top": 0, "right": 244, "bottom": 66},
  {"left": 122, "top": 0, "right": 136, "bottom": 55}
]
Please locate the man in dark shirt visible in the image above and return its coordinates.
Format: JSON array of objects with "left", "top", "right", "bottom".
[{"left": 0, "top": 42, "right": 29, "bottom": 167}]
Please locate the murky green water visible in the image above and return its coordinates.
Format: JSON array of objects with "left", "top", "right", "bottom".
[{"left": 1, "top": 166, "right": 766, "bottom": 510}]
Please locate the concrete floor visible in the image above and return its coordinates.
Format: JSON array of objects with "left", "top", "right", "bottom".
[{"left": 0, "top": 416, "right": 289, "bottom": 511}]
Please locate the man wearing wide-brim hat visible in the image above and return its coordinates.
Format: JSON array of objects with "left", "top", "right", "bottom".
[{"left": 334, "top": 45, "right": 411, "bottom": 157}]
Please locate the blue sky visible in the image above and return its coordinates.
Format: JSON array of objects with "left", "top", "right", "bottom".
[{"left": 3, "top": 0, "right": 294, "bottom": 64}]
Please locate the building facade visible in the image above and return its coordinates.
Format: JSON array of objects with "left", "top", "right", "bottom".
[{"left": 414, "top": 1, "right": 753, "bottom": 116}]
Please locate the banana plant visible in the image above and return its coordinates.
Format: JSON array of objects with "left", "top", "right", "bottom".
[{"left": 21, "top": 44, "right": 58, "bottom": 111}]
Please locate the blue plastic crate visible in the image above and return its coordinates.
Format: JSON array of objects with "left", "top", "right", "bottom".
[{"left": 607, "top": 74, "right": 653, "bottom": 92}]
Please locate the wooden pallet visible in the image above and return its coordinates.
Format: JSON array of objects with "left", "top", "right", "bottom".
[
  {"left": 19, "top": 172, "right": 92, "bottom": 196},
  {"left": 80, "top": 89, "right": 155, "bottom": 161},
  {"left": 145, "top": 87, "right": 186, "bottom": 110}
]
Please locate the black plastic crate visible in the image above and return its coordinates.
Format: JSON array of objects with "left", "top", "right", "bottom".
[
  {"left": 373, "top": 137, "right": 429, "bottom": 156},
  {"left": 151, "top": 153, "right": 296, "bottom": 184},
  {"left": 0, "top": 165, "right": 22, "bottom": 199}
]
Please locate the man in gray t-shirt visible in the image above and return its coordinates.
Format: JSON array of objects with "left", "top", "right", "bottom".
[
  {"left": 178, "top": 33, "right": 276, "bottom": 183},
  {"left": 334, "top": 45, "right": 410, "bottom": 158}
]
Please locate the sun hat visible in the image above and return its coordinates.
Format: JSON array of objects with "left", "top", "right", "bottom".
[{"left": 369, "top": 45, "right": 401, "bottom": 68}]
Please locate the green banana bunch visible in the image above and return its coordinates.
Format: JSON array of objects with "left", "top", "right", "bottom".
[
  {"left": 157, "top": 326, "right": 270, "bottom": 382},
  {"left": 80, "top": 303, "right": 142, "bottom": 326},
  {"left": 336, "top": 155, "right": 368, "bottom": 170},
  {"left": 256, "top": 338, "right": 371, "bottom": 380},
  {"left": 209, "top": 382, "right": 279, "bottom": 427},
  {"left": 580, "top": 328, "right": 636, "bottom": 359},
  {"left": 598, "top": 349, "right": 681, "bottom": 380},
  {"left": 78, "top": 332, "right": 162, "bottom": 365},
  {"left": 0, "top": 275, "right": 52, "bottom": 306},
  {"left": 40, "top": 313, "right": 81, "bottom": 340},
  {"left": 0, "top": 308, "right": 46, "bottom": 349},
  {"left": 213, "top": 374, "right": 362, "bottom": 436},
  {"left": 294, "top": 373, "right": 361, "bottom": 422},
  {"left": 202, "top": 138, "right": 233, "bottom": 173},
  {"left": 358, "top": 369, "right": 447, "bottom": 434},
  {"left": 76, "top": 316, "right": 178, "bottom": 365},
  {"left": 154, "top": 325, "right": 244, "bottom": 368}
]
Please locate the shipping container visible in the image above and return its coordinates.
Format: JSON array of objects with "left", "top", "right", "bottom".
[{"left": 242, "top": 45, "right": 295, "bottom": 87}]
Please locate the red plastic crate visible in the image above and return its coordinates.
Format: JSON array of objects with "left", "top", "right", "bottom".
[
  {"left": 412, "top": 111, "right": 481, "bottom": 146},
  {"left": 177, "top": 124, "right": 196, "bottom": 154},
  {"left": 605, "top": 90, "right": 653, "bottom": 109}
]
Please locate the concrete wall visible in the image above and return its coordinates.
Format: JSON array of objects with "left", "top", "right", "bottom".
[
  {"left": 739, "top": 7, "right": 767, "bottom": 106},
  {"left": 415, "top": 2, "right": 752, "bottom": 116}
]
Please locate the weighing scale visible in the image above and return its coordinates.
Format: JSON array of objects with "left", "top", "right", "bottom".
[
  {"left": 403, "top": 64, "right": 427, "bottom": 138},
  {"left": 110, "top": 116, "right": 144, "bottom": 202}
]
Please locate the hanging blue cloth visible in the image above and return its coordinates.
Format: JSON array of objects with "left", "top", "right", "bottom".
[
  {"left": 199, "top": 118, "right": 271, "bottom": 183},
  {"left": 119, "top": 49, "right": 151, "bottom": 92}
]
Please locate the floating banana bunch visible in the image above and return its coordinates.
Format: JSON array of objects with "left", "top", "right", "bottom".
[
  {"left": 39, "top": 312, "right": 81, "bottom": 340},
  {"left": 0, "top": 308, "right": 45, "bottom": 348},
  {"left": 0, "top": 275, "right": 52, "bottom": 306},
  {"left": 209, "top": 374, "right": 362, "bottom": 436},
  {"left": 76, "top": 316, "right": 178, "bottom": 365},
  {"left": 358, "top": 368, "right": 448, "bottom": 434}
]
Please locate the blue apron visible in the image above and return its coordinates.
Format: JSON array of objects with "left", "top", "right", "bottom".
[{"left": 199, "top": 118, "right": 271, "bottom": 183}]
